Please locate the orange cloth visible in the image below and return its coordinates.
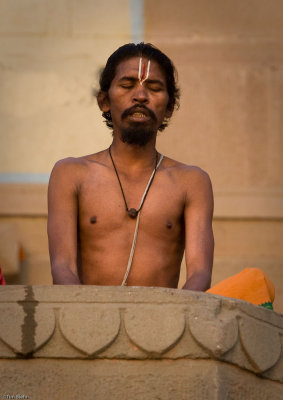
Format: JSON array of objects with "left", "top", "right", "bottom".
[{"left": 207, "top": 268, "right": 275, "bottom": 308}]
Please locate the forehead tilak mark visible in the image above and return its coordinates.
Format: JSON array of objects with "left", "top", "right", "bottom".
[{"left": 138, "top": 57, "right": 151, "bottom": 86}]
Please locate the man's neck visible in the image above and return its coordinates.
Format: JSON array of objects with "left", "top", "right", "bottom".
[{"left": 109, "top": 137, "right": 158, "bottom": 173}]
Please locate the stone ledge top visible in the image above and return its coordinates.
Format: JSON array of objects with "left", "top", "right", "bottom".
[
  {"left": 0, "top": 285, "right": 282, "bottom": 326},
  {"left": 0, "top": 285, "right": 283, "bottom": 384}
]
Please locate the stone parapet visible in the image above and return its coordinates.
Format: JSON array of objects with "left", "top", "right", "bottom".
[{"left": 0, "top": 286, "right": 283, "bottom": 399}]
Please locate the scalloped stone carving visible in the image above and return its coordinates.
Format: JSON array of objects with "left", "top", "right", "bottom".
[
  {"left": 59, "top": 305, "right": 121, "bottom": 355},
  {"left": 0, "top": 305, "right": 24, "bottom": 353},
  {"left": 239, "top": 316, "right": 282, "bottom": 372},
  {"left": 189, "top": 313, "right": 238, "bottom": 357},
  {"left": 0, "top": 305, "right": 55, "bottom": 355},
  {"left": 124, "top": 305, "right": 185, "bottom": 354}
]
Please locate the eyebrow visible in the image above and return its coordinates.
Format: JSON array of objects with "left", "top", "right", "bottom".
[{"left": 118, "top": 76, "right": 165, "bottom": 87}]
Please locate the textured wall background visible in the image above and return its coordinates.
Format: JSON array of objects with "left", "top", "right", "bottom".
[
  {"left": 0, "top": 0, "right": 136, "bottom": 284},
  {"left": 144, "top": 0, "right": 283, "bottom": 310},
  {"left": 0, "top": 1, "right": 282, "bottom": 311},
  {"left": 0, "top": 0, "right": 133, "bottom": 176}
]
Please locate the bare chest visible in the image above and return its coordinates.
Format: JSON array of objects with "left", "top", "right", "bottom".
[{"left": 77, "top": 168, "right": 186, "bottom": 241}]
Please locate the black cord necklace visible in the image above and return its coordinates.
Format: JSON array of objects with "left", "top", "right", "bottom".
[{"left": 109, "top": 146, "right": 159, "bottom": 218}]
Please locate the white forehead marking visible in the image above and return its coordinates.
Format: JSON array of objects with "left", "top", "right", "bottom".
[{"left": 138, "top": 57, "right": 151, "bottom": 86}]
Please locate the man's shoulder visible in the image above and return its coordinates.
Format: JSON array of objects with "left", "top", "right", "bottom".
[
  {"left": 49, "top": 150, "right": 109, "bottom": 186},
  {"left": 163, "top": 157, "right": 213, "bottom": 207},
  {"left": 163, "top": 156, "right": 211, "bottom": 183},
  {"left": 53, "top": 156, "right": 84, "bottom": 168},
  {"left": 51, "top": 150, "right": 108, "bottom": 172},
  {"left": 50, "top": 157, "right": 86, "bottom": 181}
]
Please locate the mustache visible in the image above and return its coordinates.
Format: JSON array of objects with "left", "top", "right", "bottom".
[{"left": 121, "top": 105, "right": 157, "bottom": 122}]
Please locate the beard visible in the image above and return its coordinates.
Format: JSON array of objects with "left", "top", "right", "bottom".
[
  {"left": 121, "top": 124, "right": 155, "bottom": 146},
  {"left": 120, "top": 105, "right": 157, "bottom": 146}
]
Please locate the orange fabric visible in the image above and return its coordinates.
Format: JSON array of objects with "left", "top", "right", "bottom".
[{"left": 207, "top": 268, "right": 275, "bottom": 306}]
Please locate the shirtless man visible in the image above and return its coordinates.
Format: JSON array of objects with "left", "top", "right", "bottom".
[{"left": 48, "top": 43, "right": 214, "bottom": 290}]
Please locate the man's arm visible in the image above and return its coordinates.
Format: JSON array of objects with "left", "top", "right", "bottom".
[
  {"left": 47, "top": 159, "right": 81, "bottom": 284},
  {"left": 182, "top": 168, "right": 214, "bottom": 291}
]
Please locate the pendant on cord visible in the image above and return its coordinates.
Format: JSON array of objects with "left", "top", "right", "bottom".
[
  {"left": 128, "top": 208, "right": 138, "bottom": 218},
  {"left": 108, "top": 147, "right": 159, "bottom": 221}
]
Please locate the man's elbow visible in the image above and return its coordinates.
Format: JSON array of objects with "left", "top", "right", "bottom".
[
  {"left": 51, "top": 263, "right": 81, "bottom": 285},
  {"left": 182, "top": 269, "right": 212, "bottom": 292}
]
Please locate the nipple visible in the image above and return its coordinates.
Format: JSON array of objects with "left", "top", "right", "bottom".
[{"left": 166, "top": 221, "right": 172, "bottom": 229}]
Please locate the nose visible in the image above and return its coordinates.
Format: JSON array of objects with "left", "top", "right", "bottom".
[{"left": 133, "top": 84, "right": 149, "bottom": 104}]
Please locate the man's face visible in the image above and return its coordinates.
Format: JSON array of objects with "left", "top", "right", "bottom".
[{"left": 101, "top": 57, "right": 171, "bottom": 146}]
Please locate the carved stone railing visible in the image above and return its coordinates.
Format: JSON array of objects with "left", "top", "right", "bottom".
[{"left": 0, "top": 286, "right": 283, "bottom": 399}]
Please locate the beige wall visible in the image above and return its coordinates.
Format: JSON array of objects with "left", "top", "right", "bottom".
[
  {"left": 0, "top": 0, "right": 131, "bottom": 174},
  {"left": 1, "top": 1, "right": 283, "bottom": 312},
  {"left": 0, "top": 0, "right": 134, "bottom": 285},
  {"left": 144, "top": 0, "right": 283, "bottom": 311}
]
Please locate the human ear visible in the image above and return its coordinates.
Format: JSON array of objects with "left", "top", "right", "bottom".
[{"left": 97, "top": 91, "right": 110, "bottom": 112}]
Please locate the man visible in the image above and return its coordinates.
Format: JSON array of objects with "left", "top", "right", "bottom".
[{"left": 48, "top": 43, "right": 214, "bottom": 290}]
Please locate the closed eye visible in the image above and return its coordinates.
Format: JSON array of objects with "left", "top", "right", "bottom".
[
  {"left": 120, "top": 84, "right": 134, "bottom": 89},
  {"left": 118, "top": 77, "right": 136, "bottom": 89},
  {"left": 148, "top": 85, "right": 162, "bottom": 92},
  {"left": 146, "top": 80, "right": 165, "bottom": 92}
]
